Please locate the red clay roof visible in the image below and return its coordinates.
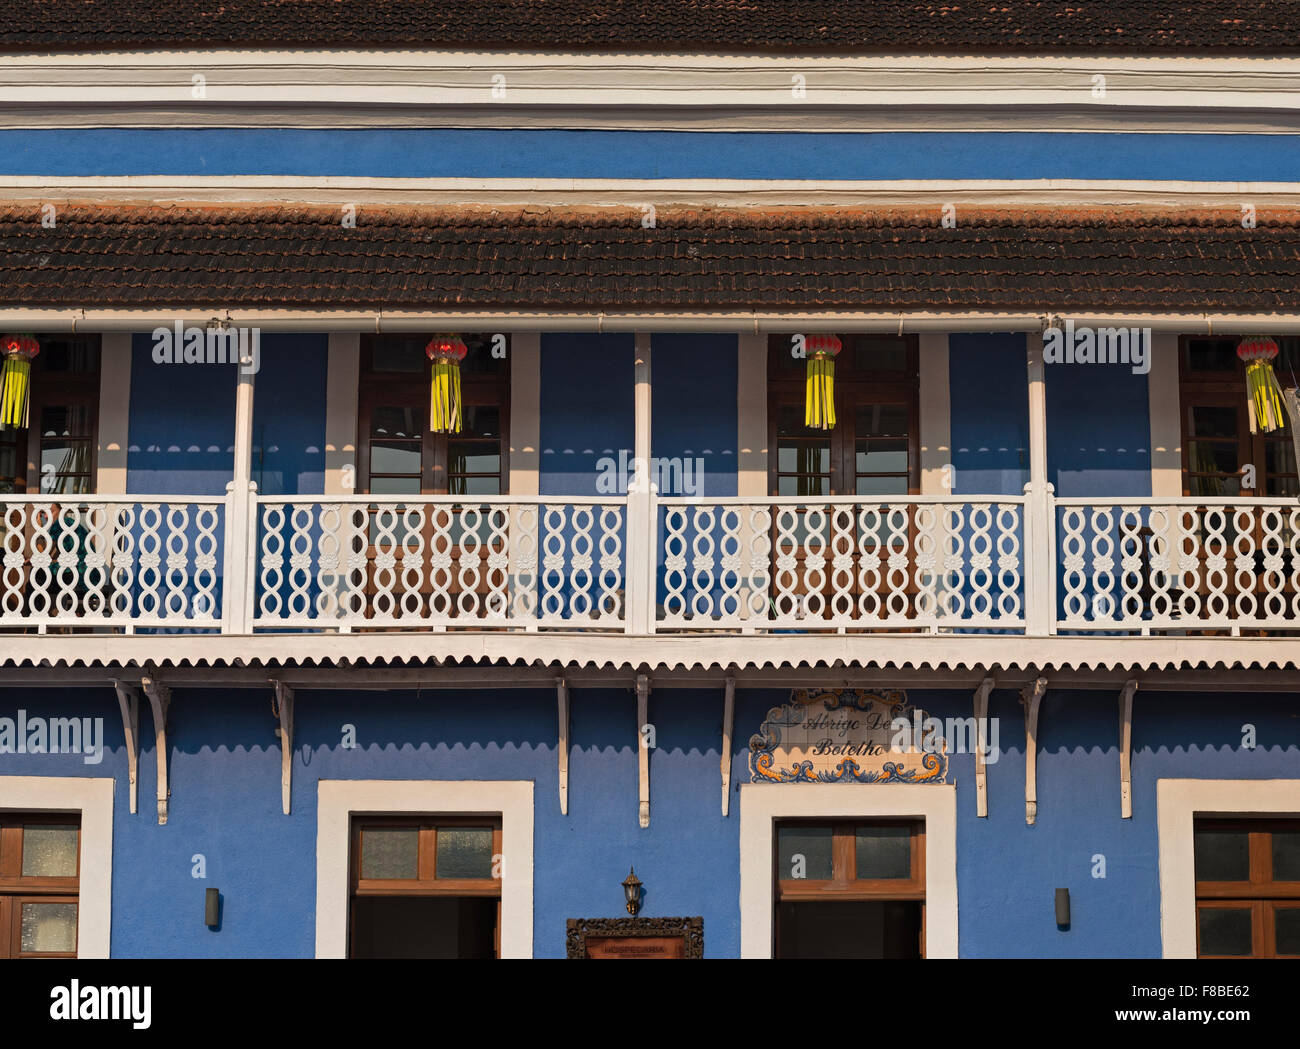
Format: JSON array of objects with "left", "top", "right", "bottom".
[
  {"left": 3, "top": 202, "right": 1299, "bottom": 312},
  {"left": 4, "top": 1, "right": 1299, "bottom": 55}
]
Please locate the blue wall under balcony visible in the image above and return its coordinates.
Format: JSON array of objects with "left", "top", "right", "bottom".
[
  {"left": 5, "top": 129, "right": 1300, "bottom": 181},
  {"left": 948, "top": 333, "right": 1030, "bottom": 496},
  {"left": 1045, "top": 357, "right": 1151, "bottom": 499},
  {"left": 127, "top": 333, "right": 327, "bottom": 496},
  {"left": 3, "top": 684, "right": 1296, "bottom": 957}
]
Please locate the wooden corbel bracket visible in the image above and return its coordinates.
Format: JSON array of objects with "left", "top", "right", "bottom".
[{"left": 140, "top": 676, "right": 171, "bottom": 825}]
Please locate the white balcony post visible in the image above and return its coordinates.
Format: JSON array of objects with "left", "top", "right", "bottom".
[
  {"left": 222, "top": 359, "right": 257, "bottom": 634},
  {"left": 1024, "top": 332, "right": 1054, "bottom": 636},
  {"left": 626, "top": 333, "right": 655, "bottom": 634}
]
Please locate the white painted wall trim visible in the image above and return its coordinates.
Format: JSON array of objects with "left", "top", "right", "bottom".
[
  {"left": 919, "top": 332, "right": 951, "bottom": 495},
  {"left": 315, "top": 779, "right": 534, "bottom": 958},
  {"left": 12, "top": 176, "right": 1300, "bottom": 208},
  {"left": 324, "top": 332, "right": 359, "bottom": 496},
  {"left": 1157, "top": 779, "right": 1300, "bottom": 958},
  {"left": 5, "top": 51, "right": 1300, "bottom": 115},
  {"left": 0, "top": 776, "right": 114, "bottom": 958},
  {"left": 737, "top": 332, "right": 767, "bottom": 497},
  {"left": 96, "top": 331, "right": 132, "bottom": 495},
  {"left": 1148, "top": 331, "right": 1183, "bottom": 498},
  {"left": 739, "top": 783, "right": 958, "bottom": 958},
  {"left": 509, "top": 333, "right": 540, "bottom": 496}
]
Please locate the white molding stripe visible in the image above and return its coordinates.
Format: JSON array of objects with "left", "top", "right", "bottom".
[
  {"left": 8, "top": 176, "right": 1300, "bottom": 206},
  {"left": 739, "top": 783, "right": 958, "bottom": 958},
  {"left": 1157, "top": 779, "right": 1300, "bottom": 958},
  {"left": 3, "top": 51, "right": 1300, "bottom": 116},
  {"left": 315, "top": 779, "right": 534, "bottom": 958},
  {"left": 0, "top": 776, "right": 114, "bottom": 958},
  {"left": 5, "top": 630, "right": 1300, "bottom": 677}
]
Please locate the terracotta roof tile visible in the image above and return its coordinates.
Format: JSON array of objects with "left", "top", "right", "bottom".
[
  {"left": 3, "top": 1, "right": 1297, "bottom": 55},
  {"left": 1, "top": 202, "right": 1298, "bottom": 312}
]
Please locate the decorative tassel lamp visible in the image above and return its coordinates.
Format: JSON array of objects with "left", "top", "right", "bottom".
[
  {"left": 804, "top": 334, "right": 843, "bottom": 430},
  {"left": 1237, "top": 336, "right": 1286, "bottom": 433},
  {"left": 0, "top": 333, "right": 38, "bottom": 430},
  {"left": 425, "top": 334, "right": 468, "bottom": 434}
]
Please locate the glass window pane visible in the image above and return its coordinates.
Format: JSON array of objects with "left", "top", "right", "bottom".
[
  {"left": 448, "top": 475, "right": 501, "bottom": 497},
  {"left": 370, "top": 440, "right": 422, "bottom": 475},
  {"left": 777, "top": 825, "right": 833, "bottom": 880},
  {"left": 20, "top": 902, "right": 77, "bottom": 953},
  {"left": 435, "top": 827, "right": 495, "bottom": 879},
  {"left": 1273, "top": 830, "right": 1300, "bottom": 881},
  {"left": 1185, "top": 339, "right": 1240, "bottom": 373},
  {"left": 1188, "top": 406, "right": 1239, "bottom": 439},
  {"left": 854, "top": 825, "right": 912, "bottom": 879},
  {"left": 360, "top": 827, "right": 419, "bottom": 879},
  {"left": 778, "top": 475, "right": 827, "bottom": 497},
  {"left": 1198, "top": 907, "right": 1252, "bottom": 956},
  {"left": 461, "top": 407, "right": 501, "bottom": 439},
  {"left": 778, "top": 405, "right": 825, "bottom": 437},
  {"left": 370, "top": 406, "right": 421, "bottom": 439},
  {"left": 856, "top": 475, "right": 910, "bottom": 497},
  {"left": 856, "top": 438, "right": 908, "bottom": 473},
  {"left": 370, "top": 342, "right": 425, "bottom": 372},
  {"left": 1194, "top": 828, "right": 1251, "bottom": 882},
  {"left": 1275, "top": 908, "right": 1300, "bottom": 955},
  {"left": 1187, "top": 440, "right": 1240, "bottom": 475},
  {"left": 1266, "top": 439, "right": 1297, "bottom": 476},
  {"left": 22, "top": 825, "right": 78, "bottom": 877},
  {"left": 447, "top": 444, "right": 501, "bottom": 475},
  {"left": 777, "top": 443, "right": 829, "bottom": 474},
  {"left": 40, "top": 405, "right": 92, "bottom": 440},
  {"left": 369, "top": 476, "right": 422, "bottom": 496},
  {"left": 850, "top": 337, "right": 908, "bottom": 373},
  {"left": 855, "top": 404, "right": 909, "bottom": 437},
  {"left": 1267, "top": 476, "right": 1299, "bottom": 497},
  {"left": 1189, "top": 473, "right": 1241, "bottom": 498}
]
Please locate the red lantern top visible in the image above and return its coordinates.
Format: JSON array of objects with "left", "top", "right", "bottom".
[
  {"left": 425, "top": 334, "right": 468, "bottom": 363},
  {"left": 806, "top": 335, "right": 843, "bottom": 359},
  {"left": 1237, "top": 336, "right": 1279, "bottom": 363},
  {"left": 0, "top": 334, "right": 39, "bottom": 361}
]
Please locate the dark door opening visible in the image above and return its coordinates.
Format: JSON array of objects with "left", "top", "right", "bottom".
[
  {"left": 350, "top": 896, "right": 498, "bottom": 959},
  {"left": 776, "top": 900, "right": 922, "bottom": 959}
]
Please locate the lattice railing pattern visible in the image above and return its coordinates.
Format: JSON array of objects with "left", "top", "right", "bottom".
[
  {"left": 253, "top": 497, "right": 627, "bottom": 629},
  {"left": 657, "top": 497, "right": 1025, "bottom": 631},
  {"left": 1057, "top": 498, "right": 1300, "bottom": 631},
  {"left": 0, "top": 497, "right": 224, "bottom": 628}
]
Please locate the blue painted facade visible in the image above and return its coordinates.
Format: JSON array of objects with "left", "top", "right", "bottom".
[{"left": 8, "top": 683, "right": 1297, "bottom": 957}]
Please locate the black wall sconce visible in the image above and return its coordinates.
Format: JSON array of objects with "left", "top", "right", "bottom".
[
  {"left": 622, "top": 868, "right": 643, "bottom": 916},
  {"left": 1055, "top": 888, "right": 1070, "bottom": 929},
  {"left": 205, "top": 888, "right": 220, "bottom": 929}
]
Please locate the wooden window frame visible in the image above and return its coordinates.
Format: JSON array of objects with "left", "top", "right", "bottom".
[
  {"left": 356, "top": 334, "right": 510, "bottom": 497},
  {"left": 773, "top": 819, "right": 925, "bottom": 958},
  {"left": 0, "top": 814, "right": 81, "bottom": 959},
  {"left": 1178, "top": 336, "right": 1298, "bottom": 498},
  {"left": 1194, "top": 818, "right": 1300, "bottom": 959},
  {"left": 766, "top": 335, "right": 920, "bottom": 498}
]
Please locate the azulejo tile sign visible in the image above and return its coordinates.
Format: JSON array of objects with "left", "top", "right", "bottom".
[{"left": 749, "top": 688, "right": 949, "bottom": 784}]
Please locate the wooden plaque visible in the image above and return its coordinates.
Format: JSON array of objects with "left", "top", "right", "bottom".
[{"left": 566, "top": 917, "right": 704, "bottom": 959}]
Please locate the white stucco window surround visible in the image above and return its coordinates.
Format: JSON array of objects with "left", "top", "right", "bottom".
[
  {"left": 315, "top": 780, "right": 534, "bottom": 959},
  {"left": 0, "top": 776, "right": 114, "bottom": 958},
  {"left": 1157, "top": 778, "right": 1300, "bottom": 958},
  {"left": 739, "top": 783, "right": 958, "bottom": 958}
]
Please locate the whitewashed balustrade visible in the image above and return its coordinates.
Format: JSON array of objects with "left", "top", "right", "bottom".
[
  {"left": 657, "top": 496, "right": 1026, "bottom": 631},
  {"left": 253, "top": 496, "right": 628, "bottom": 629},
  {"left": 0, "top": 496, "right": 224, "bottom": 629},
  {"left": 1057, "top": 497, "right": 1300, "bottom": 632}
]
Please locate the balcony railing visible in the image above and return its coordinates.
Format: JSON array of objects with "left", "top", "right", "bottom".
[{"left": 0, "top": 488, "right": 1297, "bottom": 638}]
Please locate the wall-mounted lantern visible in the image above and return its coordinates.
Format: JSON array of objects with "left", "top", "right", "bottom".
[{"left": 622, "top": 868, "right": 643, "bottom": 916}]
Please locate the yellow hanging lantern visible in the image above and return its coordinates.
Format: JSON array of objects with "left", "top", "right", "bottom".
[
  {"left": 0, "top": 333, "right": 39, "bottom": 430},
  {"left": 1237, "top": 336, "right": 1286, "bottom": 433},
  {"left": 804, "top": 334, "right": 842, "bottom": 430},
  {"left": 425, "top": 334, "right": 468, "bottom": 434}
]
